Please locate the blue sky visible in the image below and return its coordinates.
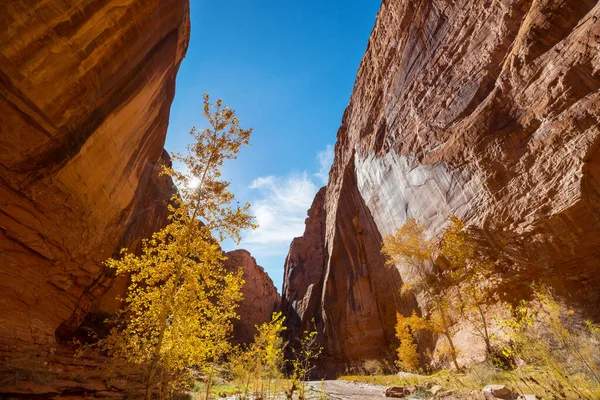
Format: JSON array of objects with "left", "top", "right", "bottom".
[{"left": 165, "top": 1, "right": 380, "bottom": 291}]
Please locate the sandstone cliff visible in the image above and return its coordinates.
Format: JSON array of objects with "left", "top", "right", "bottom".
[
  {"left": 0, "top": 0, "right": 190, "bottom": 344},
  {"left": 225, "top": 249, "right": 281, "bottom": 344},
  {"left": 282, "top": 187, "right": 327, "bottom": 341},
  {"left": 0, "top": 2, "right": 283, "bottom": 396},
  {"left": 283, "top": 0, "right": 600, "bottom": 369}
]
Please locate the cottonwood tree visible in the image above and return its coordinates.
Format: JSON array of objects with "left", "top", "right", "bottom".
[
  {"left": 382, "top": 219, "right": 459, "bottom": 370},
  {"left": 395, "top": 311, "right": 430, "bottom": 371},
  {"left": 439, "top": 216, "right": 496, "bottom": 354},
  {"left": 288, "top": 322, "right": 322, "bottom": 400},
  {"left": 383, "top": 217, "right": 497, "bottom": 371},
  {"left": 229, "top": 312, "right": 287, "bottom": 399},
  {"left": 102, "top": 95, "right": 256, "bottom": 399}
]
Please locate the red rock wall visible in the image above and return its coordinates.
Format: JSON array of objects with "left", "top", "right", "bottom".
[
  {"left": 225, "top": 249, "right": 281, "bottom": 344},
  {"left": 0, "top": 0, "right": 190, "bottom": 344},
  {"left": 281, "top": 187, "right": 327, "bottom": 338},
  {"left": 283, "top": 0, "right": 600, "bottom": 368}
]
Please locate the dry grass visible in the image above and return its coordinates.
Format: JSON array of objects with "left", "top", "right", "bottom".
[{"left": 340, "top": 361, "right": 600, "bottom": 399}]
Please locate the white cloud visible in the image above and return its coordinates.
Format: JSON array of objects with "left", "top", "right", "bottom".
[
  {"left": 239, "top": 144, "right": 333, "bottom": 254},
  {"left": 244, "top": 172, "right": 318, "bottom": 246},
  {"left": 314, "top": 144, "right": 334, "bottom": 184}
]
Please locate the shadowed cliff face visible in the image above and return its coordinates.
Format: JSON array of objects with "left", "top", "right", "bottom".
[
  {"left": 282, "top": 187, "right": 327, "bottom": 340},
  {"left": 0, "top": 0, "right": 190, "bottom": 344},
  {"left": 283, "top": 0, "right": 600, "bottom": 368}
]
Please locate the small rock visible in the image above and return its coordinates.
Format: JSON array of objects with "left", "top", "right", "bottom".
[
  {"left": 430, "top": 385, "right": 443, "bottom": 395},
  {"left": 212, "top": 376, "right": 227, "bottom": 386},
  {"left": 385, "top": 386, "right": 410, "bottom": 398},
  {"left": 396, "top": 371, "right": 424, "bottom": 379},
  {"left": 518, "top": 395, "right": 538, "bottom": 400},
  {"left": 423, "top": 381, "right": 435, "bottom": 389},
  {"left": 482, "top": 384, "right": 519, "bottom": 399},
  {"left": 172, "top": 394, "right": 193, "bottom": 400},
  {"left": 435, "top": 390, "right": 455, "bottom": 398}
]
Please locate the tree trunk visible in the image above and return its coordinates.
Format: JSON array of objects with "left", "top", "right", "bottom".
[{"left": 204, "top": 366, "right": 214, "bottom": 400}]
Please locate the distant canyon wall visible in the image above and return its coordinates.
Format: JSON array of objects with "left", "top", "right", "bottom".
[
  {"left": 225, "top": 249, "right": 281, "bottom": 344},
  {"left": 282, "top": 0, "right": 600, "bottom": 369}
]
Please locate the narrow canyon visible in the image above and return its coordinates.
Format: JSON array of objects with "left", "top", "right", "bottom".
[{"left": 1, "top": 0, "right": 600, "bottom": 398}]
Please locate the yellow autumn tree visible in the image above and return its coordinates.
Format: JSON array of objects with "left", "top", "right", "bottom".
[
  {"left": 395, "top": 311, "right": 430, "bottom": 371},
  {"left": 382, "top": 218, "right": 460, "bottom": 371},
  {"left": 439, "top": 216, "right": 496, "bottom": 353},
  {"left": 288, "top": 321, "right": 322, "bottom": 400},
  {"left": 102, "top": 94, "right": 256, "bottom": 399},
  {"left": 229, "top": 312, "right": 286, "bottom": 399},
  {"left": 384, "top": 216, "right": 499, "bottom": 370},
  {"left": 382, "top": 219, "right": 433, "bottom": 274},
  {"left": 249, "top": 312, "right": 286, "bottom": 398}
]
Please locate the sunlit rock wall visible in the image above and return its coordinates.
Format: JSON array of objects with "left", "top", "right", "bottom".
[
  {"left": 283, "top": 0, "right": 600, "bottom": 369},
  {"left": 0, "top": 0, "right": 190, "bottom": 344}
]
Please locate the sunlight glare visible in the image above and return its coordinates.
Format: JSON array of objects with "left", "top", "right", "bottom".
[{"left": 187, "top": 177, "right": 200, "bottom": 190}]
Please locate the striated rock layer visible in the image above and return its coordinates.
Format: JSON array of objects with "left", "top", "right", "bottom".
[
  {"left": 283, "top": 0, "right": 600, "bottom": 369},
  {"left": 0, "top": 0, "right": 190, "bottom": 344},
  {"left": 282, "top": 187, "right": 327, "bottom": 340},
  {"left": 225, "top": 249, "right": 281, "bottom": 344}
]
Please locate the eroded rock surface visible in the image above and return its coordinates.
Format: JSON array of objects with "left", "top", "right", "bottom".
[
  {"left": 225, "top": 249, "right": 281, "bottom": 344},
  {"left": 281, "top": 187, "right": 327, "bottom": 339},
  {"left": 0, "top": 0, "right": 190, "bottom": 344},
  {"left": 283, "top": 0, "right": 600, "bottom": 368}
]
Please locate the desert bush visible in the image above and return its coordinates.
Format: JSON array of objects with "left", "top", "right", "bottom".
[
  {"left": 362, "top": 359, "right": 384, "bottom": 375},
  {"left": 494, "top": 287, "right": 600, "bottom": 399},
  {"left": 228, "top": 312, "right": 286, "bottom": 399},
  {"left": 0, "top": 346, "right": 54, "bottom": 387}
]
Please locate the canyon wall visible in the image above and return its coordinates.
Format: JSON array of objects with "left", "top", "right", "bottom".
[
  {"left": 283, "top": 0, "right": 600, "bottom": 369},
  {"left": 0, "top": 0, "right": 280, "bottom": 355},
  {"left": 225, "top": 249, "right": 281, "bottom": 344},
  {"left": 0, "top": 0, "right": 191, "bottom": 345}
]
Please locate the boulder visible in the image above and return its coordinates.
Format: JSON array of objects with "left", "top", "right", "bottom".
[
  {"left": 384, "top": 386, "right": 410, "bottom": 398},
  {"left": 518, "top": 395, "right": 538, "bottom": 400},
  {"left": 482, "top": 385, "right": 519, "bottom": 400},
  {"left": 430, "top": 385, "right": 443, "bottom": 395}
]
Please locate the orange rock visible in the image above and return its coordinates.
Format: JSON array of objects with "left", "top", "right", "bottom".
[
  {"left": 0, "top": 0, "right": 280, "bottom": 394},
  {"left": 0, "top": 0, "right": 190, "bottom": 344},
  {"left": 224, "top": 249, "right": 281, "bottom": 344},
  {"left": 282, "top": 187, "right": 327, "bottom": 340},
  {"left": 283, "top": 0, "right": 600, "bottom": 369}
]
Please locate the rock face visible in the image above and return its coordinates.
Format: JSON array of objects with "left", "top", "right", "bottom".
[
  {"left": 281, "top": 187, "right": 327, "bottom": 339},
  {"left": 225, "top": 249, "right": 281, "bottom": 344},
  {"left": 0, "top": 0, "right": 190, "bottom": 344},
  {"left": 283, "top": 0, "right": 600, "bottom": 368}
]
